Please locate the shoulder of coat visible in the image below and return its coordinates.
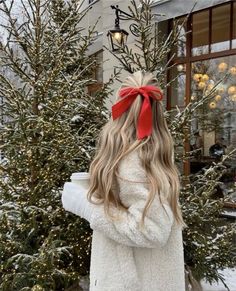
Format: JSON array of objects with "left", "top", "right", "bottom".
[{"left": 116, "top": 149, "right": 148, "bottom": 183}]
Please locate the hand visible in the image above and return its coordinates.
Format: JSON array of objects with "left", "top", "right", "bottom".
[{"left": 62, "top": 182, "right": 93, "bottom": 222}]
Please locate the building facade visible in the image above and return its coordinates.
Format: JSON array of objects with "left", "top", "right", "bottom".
[{"left": 81, "top": 0, "right": 236, "bottom": 208}]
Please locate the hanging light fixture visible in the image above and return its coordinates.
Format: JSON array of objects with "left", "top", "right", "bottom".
[
  {"left": 107, "top": 4, "right": 162, "bottom": 52},
  {"left": 107, "top": 5, "right": 144, "bottom": 52},
  {"left": 107, "top": 5, "right": 129, "bottom": 52}
]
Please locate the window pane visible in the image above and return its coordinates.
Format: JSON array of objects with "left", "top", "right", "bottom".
[
  {"left": 157, "top": 20, "right": 168, "bottom": 44},
  {"left": 174, "top": 17, "right": 187, "bottom": 57},
  {"left": 95, "top": 50, "right": 103, "bottom": 83},
  {"left": 87, "top": 51, "right": 103, "bottom": 96},
  {"left": 190, "top": 56, "right": 236, "bottom": 200},
  {"left": 169, "top": 64, "right": 186, "bottom": 175},
  {"left": 233, "top": 2, "right": 236, "bottom": 48},
  {"left": 166, "top": 17, "right": 187, "bottom": 59},
  {"left": 169, "top": 64, "right": 186, "bottom": 107},
  {"left": 192, "top": 10, "right": 209, "bottom": 56},
  {"left": 211, "top": 4, "right": 230, "bottom": 52}
]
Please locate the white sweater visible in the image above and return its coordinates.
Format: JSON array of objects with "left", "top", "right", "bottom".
[{"left": 63, "top": 150, "right": 185, "bottom": 291}]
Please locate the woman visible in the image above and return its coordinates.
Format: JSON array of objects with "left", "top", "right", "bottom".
[{"left": 62, "top": 71, "right": 187, "bottom": 291}]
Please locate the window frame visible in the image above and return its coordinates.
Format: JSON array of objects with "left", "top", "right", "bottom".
[
  {"left": 166, "top": 1, "right": 236, "bottom": 179},
  {"left": 87, "top": 50, "right": 103, "bottom": 96},
  {"left": 167, "top": 1, "right": 236, "bottom": 111}
]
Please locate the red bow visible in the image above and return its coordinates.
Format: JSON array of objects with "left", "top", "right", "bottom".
[{"left": 112, "top": 85, "right": 163, "bottom": 139}]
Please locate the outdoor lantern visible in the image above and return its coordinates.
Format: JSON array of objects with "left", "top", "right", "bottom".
[
  {"left": 107, "top": 5, "right": 131, "bottom": 52},
  {"left": 107, "top": 27, "right": 129, "bottom": 52},
  {"left": 108, "top": 4, "right": 151, "bottom": 52}
]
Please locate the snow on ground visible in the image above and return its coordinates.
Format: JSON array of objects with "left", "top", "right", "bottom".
[
  {"left": 77, "top": 269, "right": 236, "bottom": 291},
  {"left": 201, "top": 268, "right": 236, "bottom": 291}
]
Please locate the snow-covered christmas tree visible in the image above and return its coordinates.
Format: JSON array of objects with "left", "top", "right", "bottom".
[{"left": 0, "top": 0, "right": 114, "bottom": 289}]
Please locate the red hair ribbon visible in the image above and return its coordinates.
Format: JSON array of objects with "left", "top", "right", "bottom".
[{"left": 112, "top": 85, "right": 163, "bottom": 139}]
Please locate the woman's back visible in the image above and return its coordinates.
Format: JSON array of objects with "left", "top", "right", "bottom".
[{"left": 89, "top": 149, "right": 185, "bottom": 291}]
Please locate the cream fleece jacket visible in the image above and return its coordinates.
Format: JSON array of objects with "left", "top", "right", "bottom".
[{"left": 62, "top": 150, "right": 185, "bottom": 291}]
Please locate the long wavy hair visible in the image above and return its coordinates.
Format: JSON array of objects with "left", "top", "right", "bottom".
[{"left": 87, "top": 71, "right": 186, "bottom": 228}]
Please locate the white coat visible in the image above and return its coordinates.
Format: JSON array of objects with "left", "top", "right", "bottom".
[{"left": 63, "top": 150, "right": 185, "bottom": 291}]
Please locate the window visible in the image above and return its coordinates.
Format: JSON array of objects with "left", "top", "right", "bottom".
[
  {"left": 169, "top": 64, "right": 186, "bottom": 108},
  {"left": 94, "top": 50, "right": 103, "bottom": 83},
  {"left": 173, "top": 17, "right": 187, "bottom": 58},
  {"left": 87, "top": 50, "right": 103, "bottom": 96},
  {"left": 192, "top": 10, "right": 209, "bottom": 56},
  {"left": 165, "top": 2, "right": 236, "bottom": 203},
  {"left": 233, "top": 2, "right": 236, "bottom": 48},
  {"left": 191, "top": 3, "right": 235, "bottom": 56},
  {"left": 190, "top": 56, "right": 236, "bottom": 158},
  {"left": 211, "top": 4, "right": 231, "bottom": 52}
]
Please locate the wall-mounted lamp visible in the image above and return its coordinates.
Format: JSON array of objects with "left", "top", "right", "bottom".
[{"left": 107, "top": 5, "right": 139, "bottom": 52}]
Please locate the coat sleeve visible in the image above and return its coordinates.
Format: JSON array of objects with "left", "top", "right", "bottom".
[{"left": 89, "top": 151, "right": 175, "bottom": 248}]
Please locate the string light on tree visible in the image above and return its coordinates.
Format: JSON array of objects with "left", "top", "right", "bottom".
[
  {"left": 207, "top": 83, "right": 214, "bottom": 91},
  {"left": 198, "top": 81, "right": 206, "bottom": 90},
  {"left": 214, "top": 95, "right": 222, "bottom": 102},
  {"left": 202, "top": 74, "right": 209, "bottom": 82},
  {"left": 208, "top": 79, "right": 215, "bottom": 85},
  {"left": 217, "top": 86, "right": 225, "bottom": 94},
  {"left": 32, "top": 285, "right": 44, "bottom": 291},
  {"left": 0, "top": 0, "right": 110, "bottom": 289},
  {"left": 228, "top": 86, "right": 236, "bottom": 95},
  {"left": 209, "top": 101, "right": 217, "bottom": 109},
  {"left": 229, "top": 66, "right": 236, "bottom": 75},
  {"left": 177, "top": 64, "right": 185, "bottom": 72},
  {"left": 230, "top": 94, "right": 236, "bottom": 101},
  {"left": 193, "top": 73, "right": 201, "bottom": 82},
  {"left": 218, "top": 62, "right": 228, "bottom": 72}
]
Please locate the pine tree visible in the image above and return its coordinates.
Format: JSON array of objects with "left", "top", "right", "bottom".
[
  {"left": 0, "top": 0, "right": 115, "bottom": 289},
  {"left": 106, "top": 0, "right": 236, "bottom": 289}
]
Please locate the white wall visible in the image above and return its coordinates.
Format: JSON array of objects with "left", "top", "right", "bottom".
[{"left": 79, "top": 0, "right": 103, "bottom": 55}]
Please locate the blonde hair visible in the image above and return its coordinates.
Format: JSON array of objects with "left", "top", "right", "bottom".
[{"left": 88, "top": 71, "right": 186, "bottom": 228}]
